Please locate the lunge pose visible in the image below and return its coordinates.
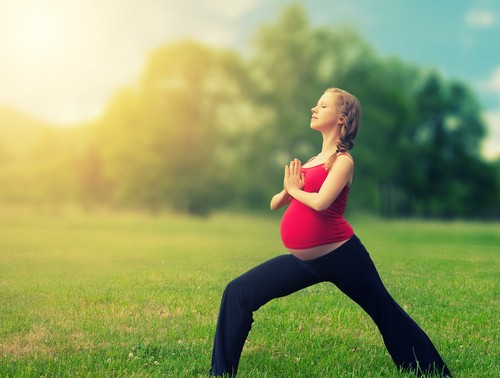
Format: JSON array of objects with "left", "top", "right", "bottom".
[{"left": 209, "top": 88, "right": 452, "bottom": 377}]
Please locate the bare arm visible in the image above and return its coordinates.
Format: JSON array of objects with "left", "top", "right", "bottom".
[
  {"left": 285, "top": 156, "right": 353, "bottom": 212},
  {"left": 270, "top": 189, "right": 292, "bottom": 211}
]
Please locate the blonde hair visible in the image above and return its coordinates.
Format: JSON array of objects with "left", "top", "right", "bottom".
[{"left": 324, "top": 88, "right": 361, "bottom": 170}]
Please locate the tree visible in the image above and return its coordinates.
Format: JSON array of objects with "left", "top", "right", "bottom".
[
  {"left": 97, "top": 41, "right": 252, "bottom": 215},
  {"left": 244, "top": 3, "right": 498, "bottom": 218},
  {"left": 247, "top": 4, "right": 380, "bottom": 210}
]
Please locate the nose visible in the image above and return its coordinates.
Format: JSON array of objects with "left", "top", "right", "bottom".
[{"left": 311, "top": 106, "right": 317, "bottom": 113}]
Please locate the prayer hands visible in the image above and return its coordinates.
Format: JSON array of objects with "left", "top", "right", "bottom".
[{"left": 284, "top": 159, "right": 305, "bottom": 193}]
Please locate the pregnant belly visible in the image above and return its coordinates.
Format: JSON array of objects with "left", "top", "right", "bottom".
[
  {"left": 280, "top": 201, "right": 353, "bottom": 259},
  {"left": 287, "top": 239, "right": 350, "bottom": 261}
]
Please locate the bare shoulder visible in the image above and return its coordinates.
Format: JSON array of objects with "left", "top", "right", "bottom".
[
  {"left": 326, "top": 153, "right": 354, "bottom": 176},
  {"left": 335, "top": 152, "right": 354, "bottom": 165},
  {"left": 332, "top": 153, "right": 354, "bottom": 187}
]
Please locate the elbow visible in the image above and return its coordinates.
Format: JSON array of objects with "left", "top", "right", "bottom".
[
  {"left": 313, "top": 201, "right": 330, "bottom": 212},
  {"left": 270, "top": 197, "right": 280, "bottom": 211},
  {"left": 270, "top": 198, "right": 280, "bottom": 211}
]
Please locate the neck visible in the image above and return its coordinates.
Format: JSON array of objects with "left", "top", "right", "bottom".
[{"left": 320, "top": 130, "right": 340, "bottom": 155}]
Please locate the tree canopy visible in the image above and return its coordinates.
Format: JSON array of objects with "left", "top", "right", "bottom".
[{"left": 1, "top": 4, "right": 498, "bottom": 218}]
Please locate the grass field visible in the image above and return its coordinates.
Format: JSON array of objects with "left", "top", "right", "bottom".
[{"left": 0, "top": 208, "right": 498, "bottom": 377}]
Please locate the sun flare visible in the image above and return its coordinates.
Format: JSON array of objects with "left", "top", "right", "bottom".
[{"left": 7, "top": 2, "right": 68, "bottom": 61}]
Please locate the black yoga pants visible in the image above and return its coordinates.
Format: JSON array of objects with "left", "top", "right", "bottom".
[{"left": 209, "top": 235, "right": 451, "bottom": 377}]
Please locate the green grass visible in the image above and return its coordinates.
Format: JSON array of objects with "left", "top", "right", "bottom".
[{"left": 0, "top": 208, "right": 498, "bottom": 377}]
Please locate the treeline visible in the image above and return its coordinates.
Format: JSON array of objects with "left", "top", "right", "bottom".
[{"left": 1, "top": 5, "right": 499, "bottom": 218}]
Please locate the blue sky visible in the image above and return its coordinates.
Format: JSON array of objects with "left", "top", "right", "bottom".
[
  {"left": 0, "top": 0, "right": 498, "bottom": 158},
  {"left": 217, "top": 1, "right": 500, "bottom": 100},
  {"left": 301, "top": 0, "right": 499, "bottom": 108}
]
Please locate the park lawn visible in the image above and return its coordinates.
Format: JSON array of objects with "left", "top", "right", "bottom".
[{"left": 0, "top": 209, "right": 498, "bottom": 377}]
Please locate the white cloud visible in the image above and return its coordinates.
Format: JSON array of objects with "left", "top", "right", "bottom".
[
  {"left": 478, "top": 68, "right": 500, "bottom": 159},
  {"left": 477, "top": 66, "right": 500, "bottom": 97},
  {"left": 465, "top": 10, "right": 495, "bottom": 28},
  {"left": 489, "top": 67, "right": 500, "bottom": 92},
  {"left": 483, "top": 111, "right": 500, "bottom": 160}
]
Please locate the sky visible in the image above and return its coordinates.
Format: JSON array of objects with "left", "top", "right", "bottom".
[{"left": 0, "top": 0, "right": 499, "bottom": 158}]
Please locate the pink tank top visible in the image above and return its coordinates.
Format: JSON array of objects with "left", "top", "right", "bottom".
[{"left": 280, "top": 163, "right": 354, "bottom": 249}]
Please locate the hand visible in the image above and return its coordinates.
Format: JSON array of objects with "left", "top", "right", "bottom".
[{"left": 284, "top": 158, "right": 305, "bottom": 193}]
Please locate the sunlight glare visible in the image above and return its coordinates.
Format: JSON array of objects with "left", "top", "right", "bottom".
[{"left": 8, "top": 1, "right": 67, "bottom": 60}]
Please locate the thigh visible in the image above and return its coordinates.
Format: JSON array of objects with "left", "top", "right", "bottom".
[
  {"left": 307, "top": 236, "right": 389, "bottom": 305},
  {"left": 230, "top": 254, "right": 320, "bottom": 310}
]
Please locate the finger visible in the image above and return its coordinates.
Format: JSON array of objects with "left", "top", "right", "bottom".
[
  {"left": 294, "top": 159, "right": 300, "bottom": 175},
  {"left": 285, "top": 165, "right": 289, "bottom": 177}
]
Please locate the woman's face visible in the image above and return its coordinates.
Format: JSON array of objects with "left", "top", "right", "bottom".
[{"left": 310, "top": 92, "right": 342, "bottom": 131}]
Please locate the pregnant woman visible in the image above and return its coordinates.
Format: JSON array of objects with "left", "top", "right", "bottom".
[{"left": 209, "top": 88, "right": 452, "bottom": 377}]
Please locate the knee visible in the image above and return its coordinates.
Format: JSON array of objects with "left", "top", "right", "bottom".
[
  {"left": 224, "top": 277, "right": 249, "bottom": 298},
  {"left": 223, "top": 277, "right": 253, "bottom": 309}
]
